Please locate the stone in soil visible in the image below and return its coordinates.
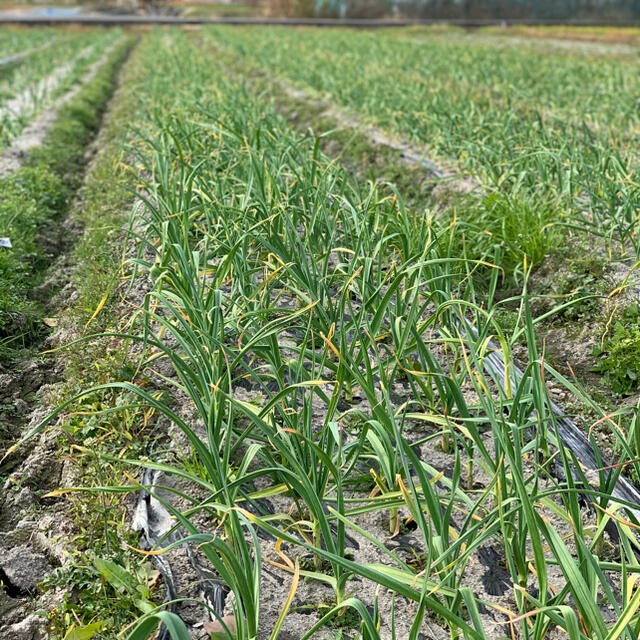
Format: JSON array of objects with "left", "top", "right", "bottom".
[
  {"left": 0, "top": 544, "right": 51, "bottom": 594},
  {"left": 1, "top": 613, "right": 48, "bottom": 640}
]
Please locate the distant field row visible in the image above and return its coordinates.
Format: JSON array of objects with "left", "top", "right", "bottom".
[
  {"left": 0, "top": 28, "right": 121, "bottom": 147},
  {"left": 210, "top": 25, "right": 640, "bottom": 255}
]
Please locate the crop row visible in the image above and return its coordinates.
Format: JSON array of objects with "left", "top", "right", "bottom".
[
  {"left": 208, "top": 26, "right": 640, "bottom": 255},
  {"left": 0, "top": 27, "right": 58, "bottom": 60},
  {"left": 21, "top": 29, "right": 640, "bottom": 640},
  {"left": 0, "top": 29, "right": 121, "bottom": 148},
  {"left": 0, "top": 29, "right": 129, "bottom": 357}
]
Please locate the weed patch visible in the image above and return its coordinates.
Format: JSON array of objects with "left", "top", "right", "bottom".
[{"left": 593, "top": 303, "right": 640, "bottom": 394}]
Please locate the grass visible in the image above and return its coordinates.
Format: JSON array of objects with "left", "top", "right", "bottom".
[
  {"left": 0, "top": 167, "right": 67, "bottom": 352},
  {"left": 7, "top": 25, "right": 640, "bottom": 640},
  {"left": 0, "top": 28, "right": 139, "bottom": 640},
  {"left": 593, "top": 303, "right": 640, "bottom": 394}
]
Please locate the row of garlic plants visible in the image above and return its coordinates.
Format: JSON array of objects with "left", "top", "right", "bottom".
[
  {"left": 0, "top": 28, "right": 122, "bottom": 147},
  {"left": 0, "top": 27, "right": 58, "bottom": 58},
  {"left": 207, "top": 26, "right": 640, "bottom": 255},
  {"left": 24, "top": 29, "right": 640, "bottom": 640}
]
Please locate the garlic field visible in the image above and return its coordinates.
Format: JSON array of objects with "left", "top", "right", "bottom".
[{"left": 1, "top": 25, "right": 640, "bottom": 640}]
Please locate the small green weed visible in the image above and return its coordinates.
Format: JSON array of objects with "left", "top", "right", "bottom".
[
  {"left": 593, "top": 303, "right": 640, "bottom": 394},
  {"left": 317, "top": 602, "right": 361, "bottom": 631},
  {"left": 45, "top": 552, "right": 159, "bottom": 639},
  {"left": 554, "top": 256, "right": 605, "bottom": 324}
]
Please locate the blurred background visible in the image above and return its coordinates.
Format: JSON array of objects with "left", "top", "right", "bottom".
[{"left": 1, "top": 0, "right": 639, "bottom": 21}]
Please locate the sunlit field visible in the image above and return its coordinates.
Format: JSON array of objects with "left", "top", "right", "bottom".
[{"left": 2, "top": 24, "right": 640, "bottom": 640}]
